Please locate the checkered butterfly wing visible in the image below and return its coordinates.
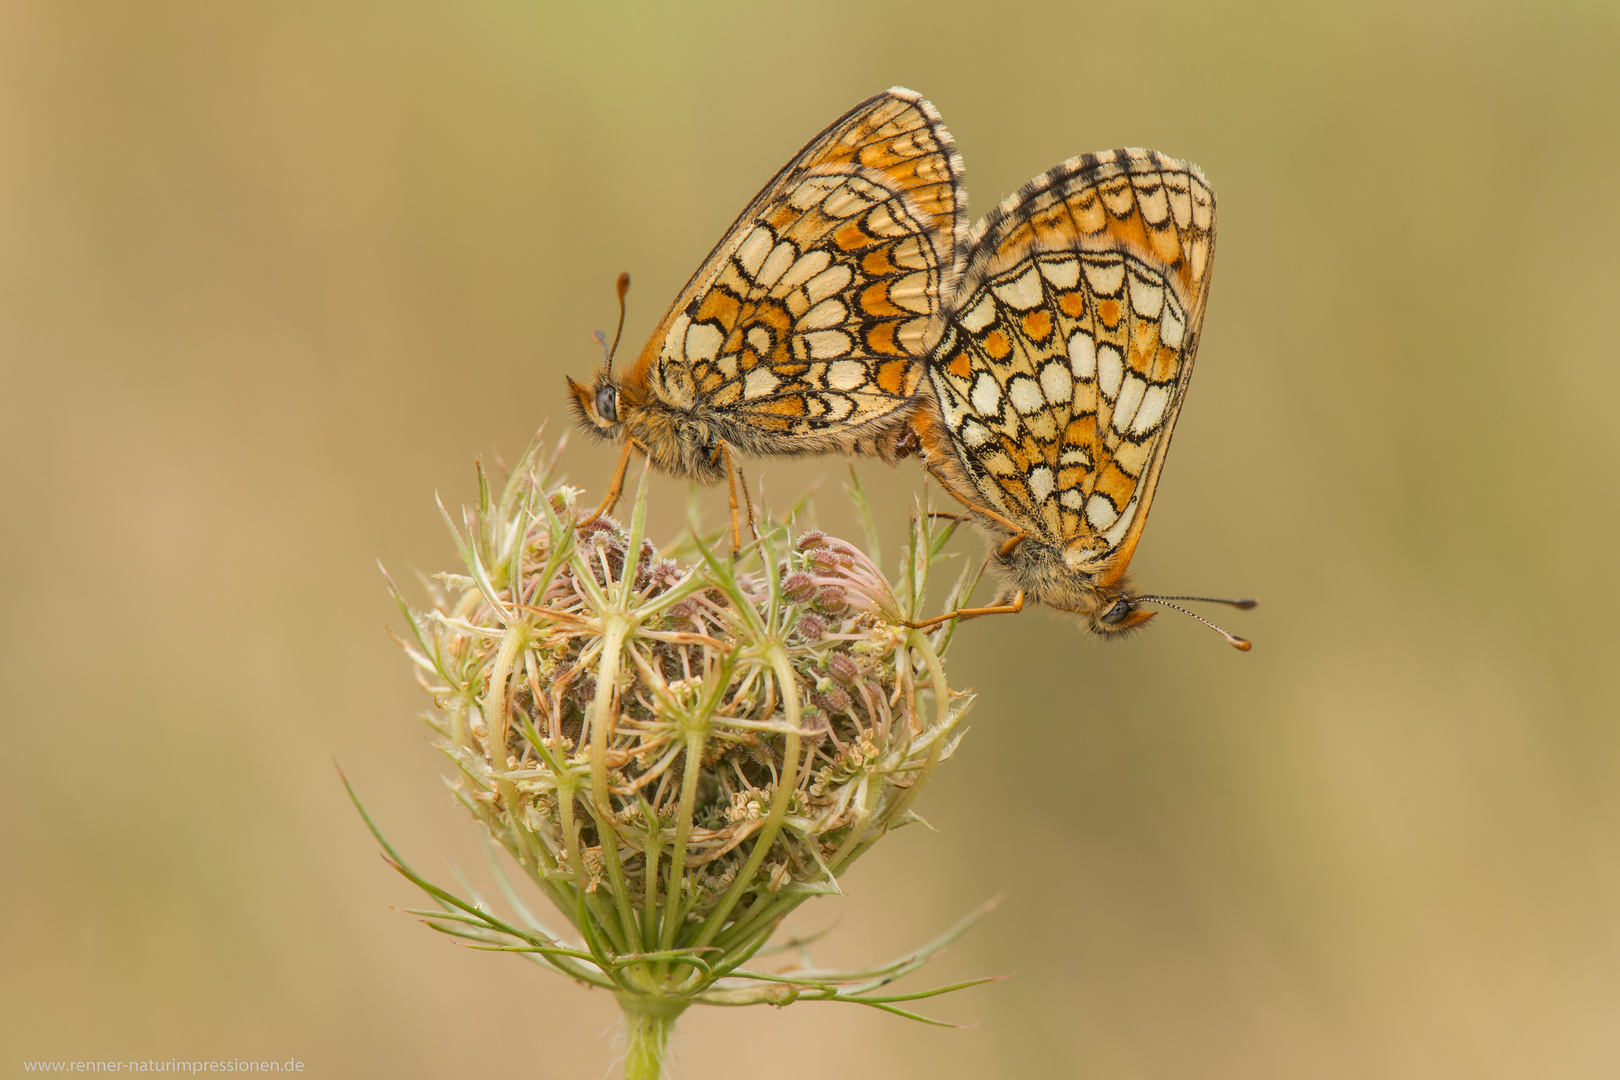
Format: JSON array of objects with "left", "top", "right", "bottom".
[
  {"left": 927, "top": 149, "right": 1216, "bottom": 579},
  {"left": 625, "top": 88, "right": 966, "bottom": 444}
]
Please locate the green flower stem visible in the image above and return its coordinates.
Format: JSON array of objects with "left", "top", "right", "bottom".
[
  {"left": 589, "top": 612, "right": 643, "bottom": 949},
  {"left": 692, "top": 646, "right": 802, "bottom": 949},
  {"left": 618, "top": 995, "right": 686, "bottom": 1080}
]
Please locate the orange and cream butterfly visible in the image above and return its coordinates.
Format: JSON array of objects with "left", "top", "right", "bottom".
[
  {"left": 908, "top": 149, "right": 1256, "bottom": 648},
  {"left": 568, "top": 87, "right": 966, "bottom": 544}
]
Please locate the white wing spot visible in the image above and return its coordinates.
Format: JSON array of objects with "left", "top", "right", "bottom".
[
  {"left": 1082, "top": 256, "right": 1126, "bottom": 296},
  {"left": 1128, "top": 270, "right": 1165, "bottom": 318},
  {"left": 686, "top": 322, "right": 723, "bottom": 362},
  {"left": 1085, "top": 494, "right": 1119, "bottom": 531},
  {"left": 1113, "top": 375, "right": 1147, "bottom": 433},
  {"left": 960, "top": 419, "right": 991, "bottom": 447},
  {"left": 890, "top": 271, "right": 934, "bottom": 314},
  {"left": 1103, "top": 495, "right": 1139, "bottom": 548},
  {"left": 826, "top": 359, "right": 866, "bottom": 390},
  {"left": 1068, "top": 331, "right": 1096, "bottom": 380},
  {"left": 745, "top": 326, "right": 772, "bottom": 356},
  {"left": 758, "top": 242, "right": 799, "bottom": 289},
  {"left": 1039, "top": 360, "right": 1072, "bottom": 404},
  {"left": 662, "top": 313, "right": 692, "bottom": 360},
  {"left": 1037, "top": 257, "right": 1080, "bottom": 290},
  {"left": 1164, "top": 175, "right": 1193, "bottom": 228},
  {"left": 1135, "top": 181, "right": 1170, "bottom": 224},
  {"left": 991, "top": 267, "right": 1044, "bottom": 310},
  {"left": 1097, "top": 344, "right": 1124, "bottom": 401},
  {"left": 822, "top": 182, "right": 876, "bottom": 219},
  {"left": 1130, "top": 385, "right": 1171, "bottom": 436},
  {"left": 735, "top": 226, "right": 774, "bottom": 280},
  {"left": 801, "top": 297, "right": 848, "bottom": 331},
  {"left": 805, "top": 263, "right": 854, "bottom": 304},
  {"left": 804, "top": 329, "right": 853, "bottom": 359},
  {"left": 744, "top": 367, "right": 780, "bottom": 399},
  {"left": 1160, "top": 297, "right": 1186, "bottom": 349},
  {"left": 788, "top": 175, "right": 842, "bottom": 211},
  {"left": 1008, "top": 376, "right": 1044, "bottom": 415},
  {"left": 1029, "top": 466, "right": 1055, "bottom": 503},
  {"left": 1059, "top": 488, "right": 1084, "bottom": 509},
  {"left": 779, "top": 250, "right": 833, "bottom": 289},
  {"left": 970, "top": 373, "right": 1001, "bottom": 417},
  {"left": 958, "top": 293, "right": 997, "bottom": 333}
]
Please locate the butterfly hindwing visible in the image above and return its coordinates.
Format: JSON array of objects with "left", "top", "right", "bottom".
[{"left": 927, "top": 149, "right": 1216, "bottom": 573}]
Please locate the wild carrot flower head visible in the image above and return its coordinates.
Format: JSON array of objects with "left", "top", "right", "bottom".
[{"left": 358, "top": 434, "right": 996, "bottom": 1076}]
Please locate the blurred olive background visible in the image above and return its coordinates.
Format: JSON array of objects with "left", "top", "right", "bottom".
[{"left": 4, "top": 0, "right": 1619, "bottom": 1076}]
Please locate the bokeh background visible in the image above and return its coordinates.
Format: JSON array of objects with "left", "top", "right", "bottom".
[{"left": 4, "top": 0, "right": 1619, "bottom": 1076}]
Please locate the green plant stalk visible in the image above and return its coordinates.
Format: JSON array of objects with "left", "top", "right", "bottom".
[{"left": 619, "top": 994, "right": 685, "bottom": 1080}]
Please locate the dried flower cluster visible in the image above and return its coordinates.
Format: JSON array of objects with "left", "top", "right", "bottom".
[{"left": 357, "top": 435, "right": 994, "bottom": 1078}]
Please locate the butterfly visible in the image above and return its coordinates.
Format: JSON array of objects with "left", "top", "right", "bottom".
[
  {"left": 568, "top": 87, "right": 967, "bottom": 547},
  {"left": 905, "top": 149, "right": 1255, "bottom": 648}
]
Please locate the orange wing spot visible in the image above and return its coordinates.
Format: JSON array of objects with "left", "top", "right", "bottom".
[
  {"left": 1097, "top": 299, "right": 1123, "bottom": 328},
  {"left": 767, "top": 204, "right": 800, "bottom": 232},
  {"left": 859, "top": 142, "right": 907, "bottom": 170},
  {"left": 875, "top": 358, "right": 909, "bottom": 395},
  {"left": 758, "top": 396, "right": 807, "bottom": 417},
  {"left": 1069, "top": 190, "right": 1107, "bottom": 235},
  {"left": 1130, "top": 337, "right": 1157, "bottom": 375},
  {"left": 1148, "top": 221, "right": 1183, "bottom": 267},
  {"left": 862, "top": 245, "right": 898, "bottom": 276},
  {"left": 859, "top": 281, "right": 905, "bottom": 319},
  {"left": 695, "top": 289, "right": 741, "bottom": 326},
  {"left": 1022, "top": 309, "right": 1053, "bottom": 342},
  {"left": 998, "top": 476, "right": 1032, "bottom": 508},
  {"left": 1094, "top": 463, "right": 1138, "bottom": 506},
  {"left": 1152, "top": 344, "right": 1180, "bottom": 383},
  {"left": 1100, "top": 209, "right": 1151, "bottom": 257},
  {"left": 834, "top": 221, "right": 871, "bottom": 252},
  {"left": 997, "top": 219, "right": 1036, "bottom": 260},
  {"left": 750, "top": 300, "right": 794, "bottom": 336},
  {"left": 819, "top": 142, "right": 858, "bottom": 166},
  {"left": 912, "top": 184, "right": 956, "bottom": 225},
  {"left": 1058, "top": 290, "right": 1087, "bottom": 318},
  {"left": 777, "top": 363, "right": 810, "bottom": 378},
  {"left": 946, "top": 351, "right": 972, "bottom": 379},
  {"left": 983, "top": 330, "right": 1012, "bottom": 360},
  {"left": 1030, "top": 203, "right": 1074, "bottom": 245},
  {"left": 864, "top": 320, "right": 900, "bottom": 356}
]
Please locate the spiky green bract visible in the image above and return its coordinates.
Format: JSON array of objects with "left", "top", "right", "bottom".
[{"left": 364, "top": 432, "right": 997, "bottom": 1078}]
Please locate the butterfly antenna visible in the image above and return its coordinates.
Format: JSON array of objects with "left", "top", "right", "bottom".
[
  {"left": 606, "top": 271, "right": 631, "bottom": 375},
  {"left": 1139, "top": 594, "right": 1257, "bottom": 610},
  {"left": 1138, "top": 596, "right": 1255, "bottom": 651}
]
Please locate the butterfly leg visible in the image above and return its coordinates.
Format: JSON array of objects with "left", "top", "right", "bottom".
[
  {"left": 904, "top": 589, "right": 1026, "bottom": 631},
  {"left": 717, "top": 442, "right": 757, "bottom": 558},
  {"left": 919, "top": 459, "right": 1028, "bottom": 551},
  {"left": 582, "top": 440, "right": 636, "bottom": 526}
]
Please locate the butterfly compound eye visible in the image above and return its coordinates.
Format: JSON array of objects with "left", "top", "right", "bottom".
[
  {"left": 596, "top": 385, "right": 619, "bottom": 423},
  {"left": 1101, "top": 599, "right": 1132, "bottom": 626}
]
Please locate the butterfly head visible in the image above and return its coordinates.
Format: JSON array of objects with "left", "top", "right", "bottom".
[
  {"left": 567, "top": 368, "right": 623, "bottom": 439},
  {"left": 568, "top": 272, "right": 634, "bottom": 440}
]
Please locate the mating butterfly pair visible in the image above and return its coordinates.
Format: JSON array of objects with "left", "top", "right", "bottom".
[{"left": 567, "top": 87, "right": 1252, "bottom": 648}]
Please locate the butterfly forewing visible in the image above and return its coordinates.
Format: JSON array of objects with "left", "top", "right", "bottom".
[
  {"left": 628, "top": 88, "right": 966, "bottom": 447},
  {"left": 927, "top": 149, "right": 1215, "bottom": 575}
]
